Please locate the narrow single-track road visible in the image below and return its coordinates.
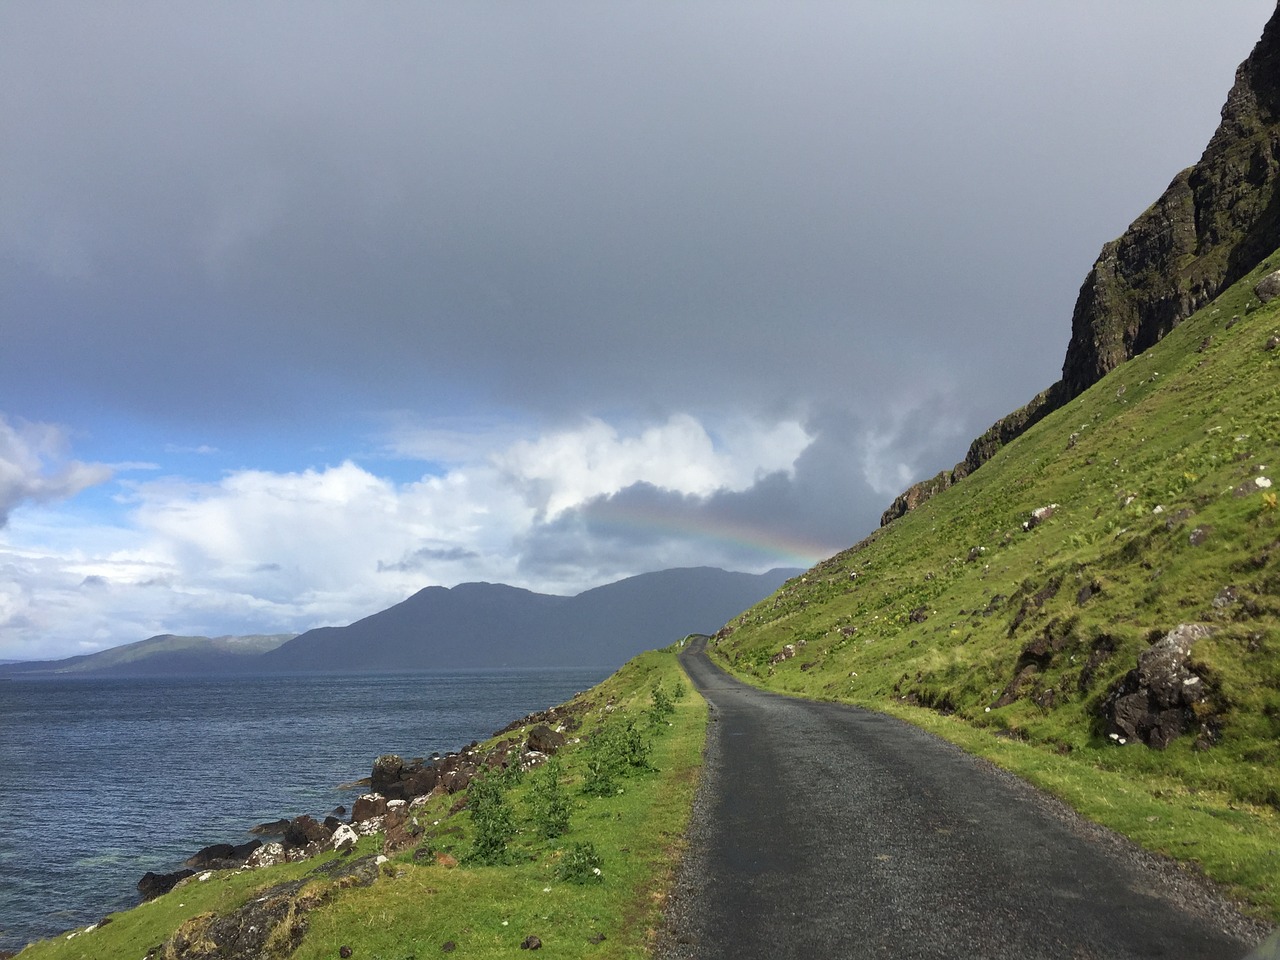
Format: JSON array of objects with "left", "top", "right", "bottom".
[{"left": 659, "top": 637, "right": 1270, "bottom": 960}]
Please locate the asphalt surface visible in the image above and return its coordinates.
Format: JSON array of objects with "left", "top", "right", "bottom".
[{"left": 659, "top": 637, "right": 1272, "bottom": 960}]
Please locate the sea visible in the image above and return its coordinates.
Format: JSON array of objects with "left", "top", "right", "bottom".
[{"left": 0, "top": 668, "right": 608, "bottom": 953}]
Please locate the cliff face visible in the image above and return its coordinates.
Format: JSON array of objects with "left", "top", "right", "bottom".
[{"left": 883, "top": 2, "right": 1280, "bottom": 527}]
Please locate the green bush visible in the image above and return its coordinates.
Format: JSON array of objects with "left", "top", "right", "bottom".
[
  {"left": 581, "top": 715, "right": 654, "bottom": 796},
  {"left": 465, "top": 773, "right": 517, "bottom": 865},
  {"left": 557, "top": 841, "right": 604, "bottom": 884},
  {"left": 527, "top": 758, "right": 571, "bottom": 839},
  {"left": 647, "top": 683, "right": 675, "bottom": 727}
]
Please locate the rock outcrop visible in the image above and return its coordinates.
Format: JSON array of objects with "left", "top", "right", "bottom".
[
  {"left": 882, "top": 3, "right": 1280, "bottom": 525},
  {"left": 144, "top": 855, "right": 381, "bottom": 960},
  {"left": 138, "top": 709, "right": 585, "bottom": 900},
  {"left": 1101, "top": 624, "right": 1217, "bottom": 749}
]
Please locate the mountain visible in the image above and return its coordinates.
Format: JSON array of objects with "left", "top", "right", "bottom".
[
  {"left": 0, "top": 633, "right": 295, "bottom": 677},
  {"left": 3, "top": 568, "right": 796, "bottom": 677},
  {"left": 259, "top": 566, "right": 800, "bottom": 672},
  {"left": 881, "top": 3, "right": 1280, "bottom": 526}
]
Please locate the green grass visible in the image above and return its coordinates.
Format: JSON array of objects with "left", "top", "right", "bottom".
[
  {"left": 711, "top": 254, "right": 1280, "bottom": 922},
  {"left": 15, "top": 645, "right": 706, "bottom": 959}
]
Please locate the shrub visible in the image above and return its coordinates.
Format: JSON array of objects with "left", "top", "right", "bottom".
[
  {"left": 465, "top": 774, "right": 517, "bottom": 865},
  {"left": 527, "top": 759, "right": 571, "bottom": 839},
  {"left": 582, "top": 715, "right": 655, "bottom": 797},
  {"left": 648, "top": 683, "right": 675, "bottom": 728},
  {"left": 557, "top": 841, "right": 603, "bottom": 884}
]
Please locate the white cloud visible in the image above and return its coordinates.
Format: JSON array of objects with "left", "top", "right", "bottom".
[
  {"left": 0, "top": 414, "right": 112, "bottom": 526},
  {"left": 0, "top": 412, "right": 816, "bottom": 659},
  {"left": 495, "top": 415, "right": 812, "bottom": 518}
]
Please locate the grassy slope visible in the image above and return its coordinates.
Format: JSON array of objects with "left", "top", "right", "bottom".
[
  {"left": 16, "top": 646, "right": 705, "bottom": 959},
  {"left": 711, "top": 255, "right": 1280, "bottom": 921}
]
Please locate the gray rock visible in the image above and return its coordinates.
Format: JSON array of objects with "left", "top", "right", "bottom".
[
  {"left": 526, "top": 723, "right": 566, "bottom": 755},
  {"left": 1101, "top": 624, "right": 1214, "bottom": 749},
  {"left": 137, "top": 869, "right": 195, "bottom": 901},
  {"left": 1255, "top": 269, "right": 1280, "bottom": 303},
  {"left": 351, "top": 793, "right": 389, "bottom": 823}
]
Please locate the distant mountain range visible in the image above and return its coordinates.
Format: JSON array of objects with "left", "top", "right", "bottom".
[
  {"left": 0, "top": 633, "right": 295, "bottom": 677},
  {"left": 1, "top": 567, "right": 800, "bottom": 677}
]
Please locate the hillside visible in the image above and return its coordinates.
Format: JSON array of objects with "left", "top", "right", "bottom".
[
  {"left": 704, "top": 11, "right": 1280, "bottom": 915},
  {"left": 711, "top": 251, "right": 1280, "bottom": 916},
  {"left": 882, "top": 2, "right": 1280, "bottom": 525},
  {"left": 711, "top": 180, "right": 1280, "bottom": 926},
  {"left": 0, "top": 634, "right": 294, "bottom": 677}
]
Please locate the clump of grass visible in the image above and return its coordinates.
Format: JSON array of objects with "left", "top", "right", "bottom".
[
  {"left": 581, "top": 714, "right": 655, "bottom": 797},
  {"left": 556, "top": 841, "right": 604, "bottom": 885}
]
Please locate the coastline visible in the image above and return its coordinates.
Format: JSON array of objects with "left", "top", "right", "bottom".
[{"left": 0, "top": 668, "right": 607, "bottom": 955}]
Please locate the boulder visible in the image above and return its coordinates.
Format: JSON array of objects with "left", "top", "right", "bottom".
[
  {"left": 1255, "top": 269, "right": 1280, "bottom": 303},
  {"left": 351, "top": 793, "right": 389, "bottom": 823},
  {"left": 248, "top": 818, "right": 291, "bottom": 836},
  {"left": 246, "top": 842, "right": 288, "bottom": 869},
  {"left": 371, "top": 754, "right": 405, "bottom": 794},
  {"left": 399, "top": 762, "right": 439, "bottom": 798},
  {"left": 185, "top": 840, "right": 261, "bottom": 870},
  {"left": 1101, "top": 624, "right": 1215, "bottom": 748},
  {"left": 440, "top": 763, "right": 477, "bottom": 794},
  {"left": 184, "top": 843, "right": 237, "bottom": 867},
  {"left": 138, "top": 869, "right": 195, "bottom": 901},
  {"left": 354, "top": 816, "right": 386, "bottom": 837},
  {"left": 384, "top": 799, "right": 409, "bottom": 829},
  {"left": 526, "top": 724, "right": 566, "bottom": 755},
  {"left": 283, "top": 815, "right": 332, "bottom": 849},
  {"left": 331, "top": 824, "right": 360, "bottom": 851},
  {"left": 1022, "top": 504, "right": 1059, "bottom": 531}
]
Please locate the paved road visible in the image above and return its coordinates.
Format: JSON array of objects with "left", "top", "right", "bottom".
[{"left": 660, "top": 638, "right": 1270, "bottom": 960}]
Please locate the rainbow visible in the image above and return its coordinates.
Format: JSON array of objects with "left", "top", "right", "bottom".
[{"left": 588, "top": 498, "right": 836, "bottom": 569}]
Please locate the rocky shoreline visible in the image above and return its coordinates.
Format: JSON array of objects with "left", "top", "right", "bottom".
[
  {"left": 0, "top": 698, "right": 591, "bottom": 960},
  {"left": 135, "top": 702, "right": 584, "bottom": 902}
]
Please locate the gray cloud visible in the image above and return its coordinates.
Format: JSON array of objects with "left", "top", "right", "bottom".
[
  {"left": 378, "top": 545, "right": 482, "bottom": 573},
  {"left": 516, "top": 421, "right": 891, "bottom": 585},
  {"left": 1, "top": 1, "right": 1273, "bottom": 573}
]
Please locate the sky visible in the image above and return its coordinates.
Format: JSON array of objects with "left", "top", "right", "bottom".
[{"left": 1, "top": 1, "right": 1274, "bottom": 661}]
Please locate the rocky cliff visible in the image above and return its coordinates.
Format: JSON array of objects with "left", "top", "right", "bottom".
[{"left": 883, "top": 1, "right": 1280, "bottom": 526}]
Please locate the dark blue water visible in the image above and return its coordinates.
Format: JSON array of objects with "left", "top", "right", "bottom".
[{"left": 0, "top": 669, "right": 606, "bottom": 952}]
